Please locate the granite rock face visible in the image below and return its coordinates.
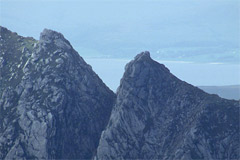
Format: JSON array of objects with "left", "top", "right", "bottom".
[
  {"left": 0, "top": 26, "right": 116, "bottom": 159},
  {"left": 96, "top": 51, "right": 239, "bottom": 159},
  {"left": 1, "top": 27, "right": 239, "bottom": 160}
]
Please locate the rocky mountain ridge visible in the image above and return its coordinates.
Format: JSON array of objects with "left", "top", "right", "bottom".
[
  {"left": 96, "top": 51, "right": 239, "bottom": 159},
  {"left": 0, "top": 26, "right": 115, "bottom": 159},
  {"left": 0, "top": 27, "right": 239, "bottom": 159}
]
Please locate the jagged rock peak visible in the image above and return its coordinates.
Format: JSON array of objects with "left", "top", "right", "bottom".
[
  {"left": 40, "top": 29, "right": 64, "bottom": 41},
  {"left": 96, "top": 51, "right": 240, "bottom": 160},
  {"left": 127, "top": 51, "right": 169, "bottom": 71},
  {"left": 0, "top": 27, "right": 116, "bottom": 159},
  {"left": 134, "top": 51, "right": 151, "bottom": 61},
  {"left": 39, "top": 28, "right": 72, "bottom": 50},
  {"left": 124, "top": 51, "right": 170, "bottom": 81},
  {"left": 0, "top": 26, "right": 9, "bottom": 33},
  {"left": 0, "top": 26, "right": 22, "bottom": 40}
]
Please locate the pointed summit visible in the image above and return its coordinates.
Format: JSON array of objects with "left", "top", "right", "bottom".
[
  {"left": 122, "top": 51, "right": 171, "bottom": 89},
  {"left": 40, "top": 29, "right": 64, "bottom": 41},
  {"left": 134, "top": 51, "right": 151, "bottom": 61},
  {"left": 0, "top": 27, "right": 116, "bottom": 159},
  {"left": 39, "top": 29, "right": 72, "bottom": 50},
  {"left": 96, "top": 52, "right": 239, "bottom": 159}
]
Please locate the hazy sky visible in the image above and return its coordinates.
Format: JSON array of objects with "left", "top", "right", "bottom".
[
  {"left": 1, "top": 0, "right": 239, "bottom": 87},
  {"left": 1, "top": 0, "right": 239, "bottom": 60}
]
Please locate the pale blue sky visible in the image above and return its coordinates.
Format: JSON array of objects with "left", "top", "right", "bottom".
[
  {"left": 1, "top": 0, "right": 240, "bottom": 87},
  {"left": 1, "top": 0, "right": 239, "bottom": 62}
]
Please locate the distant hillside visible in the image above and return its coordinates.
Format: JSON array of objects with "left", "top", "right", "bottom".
[{"left": 198, "top": 85, "right": 240, "bottom": 100}]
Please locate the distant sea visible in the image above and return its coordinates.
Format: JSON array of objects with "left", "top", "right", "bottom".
[{"left": 84, "top": 58, "right": 240, "bottom": 92}]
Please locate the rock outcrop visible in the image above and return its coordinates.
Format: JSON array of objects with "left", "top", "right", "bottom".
[
  {"left": 0, "top": 26, "right": 116, "bottom": 159},
  {"left": 1, "top": 27, "right": 239, "bottom": 160},
  {"left": 96, "top": 51, "right": 239, "bottom": 159}
]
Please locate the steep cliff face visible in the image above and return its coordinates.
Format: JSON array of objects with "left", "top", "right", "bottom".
[
  {"left": 96, "top": 51, "right": 239, "bottom": 159},
  {"left": 0, "top": 27, "right": 116, "bottom": 159},
  {"left": 1, "top": 27, "right": 239, "bottom": 160}
]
